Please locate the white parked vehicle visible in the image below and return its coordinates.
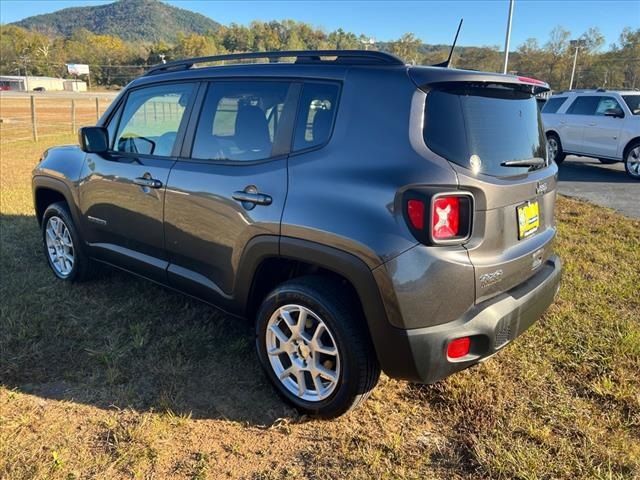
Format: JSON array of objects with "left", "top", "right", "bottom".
[{"left": 542, "top": 89, "right": 640, "bottom": 179}]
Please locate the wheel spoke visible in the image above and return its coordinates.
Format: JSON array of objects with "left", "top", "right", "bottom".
[
  {"left": 295, "top": 370, "right": 306, "bottom": 397},
  {"left": 312, "top": 373, "right": 324, "bottom": 397},
  {"left": 278, "top": 366, "right": 295, "bottom": 380},
  {"left": 315, "top": 363, "right": 337, "bottom": 382},
  {"left": 269, "top": 324, "right": 290, "bottom": 345}
]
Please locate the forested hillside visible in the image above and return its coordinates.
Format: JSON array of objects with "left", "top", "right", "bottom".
[
  {"left": 1, "top": 0, "right": 638, "bottom": 90},
  {"left": 11, "top": 0, "right": 220, "bottom": 43}
]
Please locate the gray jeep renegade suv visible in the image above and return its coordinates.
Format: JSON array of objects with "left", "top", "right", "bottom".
[{"left": 32, "top": 50, "right": 562, "bottom": 418}]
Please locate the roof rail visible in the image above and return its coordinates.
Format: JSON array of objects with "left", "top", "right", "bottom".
[{"left": 145, "top": 50, "right": 405, "bottom": 76}]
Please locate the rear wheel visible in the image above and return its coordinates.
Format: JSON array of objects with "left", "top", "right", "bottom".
[
  {"left": 598, "top": 158, "right": 617, "bottom": 165},
  {"left": 42, "top": 202, "right": 93, "bottom": 281},
  {"left": 546, "top": 133, "right": 566, "bottom": 164},
  {"left": 624, "top": 141, "right": 640, "bottom": 180},
  {"left": 255, "top": 276, "right": 380, "bottom": 418}
]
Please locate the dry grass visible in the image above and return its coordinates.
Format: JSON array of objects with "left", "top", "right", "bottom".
[{"left": 1, "top": 130, "right": 639, "bottom": 479}]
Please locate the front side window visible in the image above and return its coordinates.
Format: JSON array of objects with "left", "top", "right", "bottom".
[
  {"left": 595, "top": 97, "right": 622, "bottom": 115},
  {"left": 541, "top": 97, "right": 567, "bottom": 114},
  {"left": 566, "top": 96, "right": 600, "bottom": 116},
  {"left": 191, "top": 81, "right": 291, "bottom": 162},
  {"left": 113, "top": 83, "right": 195, "bottom": 157},
  {"left": 293, "top": 83, "right": 340, "bottom": 151}
]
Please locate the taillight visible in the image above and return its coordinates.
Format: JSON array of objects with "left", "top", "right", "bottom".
[
  {"left": 407, "top": 199, "right": 425, "bottom": 230},
  {"left": 403, "top": 191, "right": 473, "bottom": 245},
  {"left": 432, "top": 196, "right": 460, "bottom": 240},
  {"left": 447, "top": 337, "right": 471, "bottom": 359}
]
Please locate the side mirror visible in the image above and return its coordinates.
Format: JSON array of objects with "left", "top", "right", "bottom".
[
  {"left": 604, "top": 108, "right": 624, "bottom": 118},
  {"left": 78, "top": 126, "right": 109, "bottom": 153}
]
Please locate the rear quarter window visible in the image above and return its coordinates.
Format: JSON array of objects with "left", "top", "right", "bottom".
[
  {"left": 293, "top": 82, "right": 340, "bottom": 152},
  {"left": 541, "top": 97, "right": 567, "bottom": 114}
]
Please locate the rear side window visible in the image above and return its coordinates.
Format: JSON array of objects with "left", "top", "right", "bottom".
[
  {"left": 541, "top": 97, "right": 567, "bottom": 114},
  {"left": 566, "top": 96, "right": 600, "bottom": 115},
  {"left": 191, "top": 81, "right": 291, "bottom": 162},
  {"left": 595, "top": 97, "right": 622, "bottom": 115},
  {"left": 423, "top": 85, "right": 546, "bottom": 177},
  {"left": 293, "top": 83, "right": 340, "bottom": 151}
]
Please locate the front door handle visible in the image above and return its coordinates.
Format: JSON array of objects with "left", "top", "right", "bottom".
[
  {"left": 232, "top": 191, "right": 272, "bottom": 205},
  {"left": 588, "top": 122, "right": 597, "bottom": 126},
  {"left": 133, "top": 176, "right": 162, "bottom": 188}
]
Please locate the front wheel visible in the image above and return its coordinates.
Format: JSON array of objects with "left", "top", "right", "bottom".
[
  {"left": 42, "top": 202, "right": 93, "bottom": 281},
  {"left": 624, "top": 141, "right": 640, "bottom": 180},
  {"left": 255, "top": 276, "right": 380, "bottom": 418}
]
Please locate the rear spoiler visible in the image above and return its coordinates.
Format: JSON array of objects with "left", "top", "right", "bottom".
[{"left": 408, "top": 66, "right": 550, "bottom": 95}]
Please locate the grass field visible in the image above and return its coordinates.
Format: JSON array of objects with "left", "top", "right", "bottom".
[{"left": 1, "top": 133, "right": 639, "bottom": 479}]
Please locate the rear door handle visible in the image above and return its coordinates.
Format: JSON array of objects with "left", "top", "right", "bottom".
[
  {"left": 588, "top": 122, "right": 597, "bottom": 126},
  {"left": 133, "top": 177, "right": 162, "bottom": 188},
  {"left": 232, "top": 191, "right": 272, "bottom": 206}
]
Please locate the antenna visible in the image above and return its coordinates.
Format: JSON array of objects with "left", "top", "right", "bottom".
[{"left": 433, "top": 18, "right": 463, "bottom": 68}]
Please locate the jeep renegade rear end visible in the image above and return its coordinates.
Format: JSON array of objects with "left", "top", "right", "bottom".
[{"left": 32, "top": 51, "right": 561, "bottom": 418}]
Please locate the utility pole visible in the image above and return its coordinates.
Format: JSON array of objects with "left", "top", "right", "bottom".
[
  {"left": 502, "top": 0, "right": 515, "bottom": 74},
  {"left": 569, "top": 39, "right": 586, "bottom": 90}
]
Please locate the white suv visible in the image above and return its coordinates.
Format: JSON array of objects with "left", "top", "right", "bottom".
[{"left": 542, "top": 90, "right": 640, "bottom": 179}]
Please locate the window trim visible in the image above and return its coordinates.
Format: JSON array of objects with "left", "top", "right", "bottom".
[
  {"left": 179, "top": 78, "right": 301, "bottom": 166},
  {"left": 289, "top": 80, "right": 342, "bottom": 157},
  {"left": 105, "top": 80, "right": 199, "bottom": 160}
]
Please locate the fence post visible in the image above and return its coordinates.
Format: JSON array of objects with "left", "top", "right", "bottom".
[
  {"left": 95, "top": 97, "right": 100, "bottom": 122},
  {"left": 30, "top": 95, "right": 38, "bottom": 142},
  {"left": 71, "top": 99, "right": 76, "bottom": 134}
]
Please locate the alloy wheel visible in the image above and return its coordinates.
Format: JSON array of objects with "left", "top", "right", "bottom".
[
  {"left": 627, "top": 146, "right": 640, "bottom": 178},
  {"left": 265, "top": 304, "right": 340, "bottom": 402},
  {"left": 45, "top": 216, "right": 74, "bottom": 277}
]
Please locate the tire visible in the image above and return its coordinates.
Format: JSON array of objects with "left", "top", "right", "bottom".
[
  {"left": 624, "top": 140, "right": 640, "bottom": 180},
  {"left": 255, "top": 276, "right": 380, "bottom": 418},
  {"left": 598, "top": 158, "right": 617, "bottom": 165},
  {"left": 42, "top": 202, "right": 93, "bottom": 282},
  {"left": 546, "top": 133, "right": 566, "bottom": 164}
]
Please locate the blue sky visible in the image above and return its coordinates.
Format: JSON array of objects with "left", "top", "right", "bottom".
[{"left": 1, "top": 0, "right": 637, "bottom": 49}]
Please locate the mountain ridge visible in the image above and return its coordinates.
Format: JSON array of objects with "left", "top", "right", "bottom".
[{"left": 11, "top": 0, "right": 221, "bottom": 43}]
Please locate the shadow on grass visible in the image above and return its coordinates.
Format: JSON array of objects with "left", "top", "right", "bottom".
[{"left": 0, "top": 213, "right": 295, "bottom": 426}]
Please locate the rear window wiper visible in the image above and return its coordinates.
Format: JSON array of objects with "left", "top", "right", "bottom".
[{"left": 500, "top": 158, "right": 546, "bottom": 168}]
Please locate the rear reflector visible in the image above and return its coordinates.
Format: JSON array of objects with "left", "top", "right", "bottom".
[
  {"left": 407, "top": 199, "right": 425, "bottom": 230},
  {"left": 447, "top": 337, "right": 471, "bottom": 359},
  {"left": 432, "top": 196, "right": 460, "bottom": 239}
]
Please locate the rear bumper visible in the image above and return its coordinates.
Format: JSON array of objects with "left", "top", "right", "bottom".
[{"left": 376, "top": 254, "right": 562, "bottom": 383}]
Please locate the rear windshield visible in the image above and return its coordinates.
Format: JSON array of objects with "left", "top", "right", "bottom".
[
  {"left": 424, "top": 85, "right": 547, "bottom": 177},
  {"left": 622, "top": 95, "right": 640, "bottom": 115}
]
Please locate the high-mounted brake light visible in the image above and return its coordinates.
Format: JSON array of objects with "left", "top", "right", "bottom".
[
  {"left": 432, "top": 196, "right": 460, "bottom": 240},
  {"left": 447, "top": 337, "right": 471, "bottom": 359},
  {"left": 517, "top": 76, "right": 546, "bottom": 86}
]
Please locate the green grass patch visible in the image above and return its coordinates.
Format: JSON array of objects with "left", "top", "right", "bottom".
[{"left": 1, "top": 135, "right": 639, "bottom": 479}]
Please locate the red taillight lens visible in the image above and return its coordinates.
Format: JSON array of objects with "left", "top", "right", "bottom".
[
  {"left": 432, "top": 196, "right": 460, "bottom": 239},
  {"left": 447, "top": 337, "right": 470, "bottom": 359},
  {"left": 407, "top": 199, "right": 425, "bottom": 230}
]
